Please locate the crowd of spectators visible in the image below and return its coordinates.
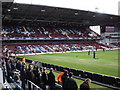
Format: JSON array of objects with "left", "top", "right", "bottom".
[{"left": 1, "top": 56, "right": 91, "bottom": 90}]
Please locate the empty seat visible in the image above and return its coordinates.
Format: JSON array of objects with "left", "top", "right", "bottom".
[
  {"left": 69, "top": 69, "right": 77, "bottom": 76},
  {"left": 84, "top": 71, "right": 93, "bottom": 80},
  {"left": 103, "top": 75, "right": 116, "bottom": 86},
  {"left": 93, "top": 73, "right": 103, "bottom": 83},
  {"left": 115, "top": 78, "right": 120, "bottom": 88},
  {"left": 76, "top": 70, "right": 85, "bottom": 78}
]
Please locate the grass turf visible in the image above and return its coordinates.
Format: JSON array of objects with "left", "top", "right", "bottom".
[
  {"left": 18, "top": 49, "right": 119, "bottom": 77},
  {"left": 18, "top": 49, "right": 119, "bottom": 89}
]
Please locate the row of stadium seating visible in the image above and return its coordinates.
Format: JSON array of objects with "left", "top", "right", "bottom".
[
  {"left": 2, "top": 42, "right": 112, "bottom": 55},
  {"left": 110, "top": 42, "right": 120, "bottom": 47},
  {"left": 2, "top": 26, "right": 101, "bottom": 39}
]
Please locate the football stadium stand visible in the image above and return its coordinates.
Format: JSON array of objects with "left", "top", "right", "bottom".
[
  {"left": 2, "top": 42, "right": 113, "bottom": 55},
  {"left": 1, "top": 25, "right": 101, "bottom": 40},
  {"left": 1, "top": 1, "right": 120, "bottom": 90}
]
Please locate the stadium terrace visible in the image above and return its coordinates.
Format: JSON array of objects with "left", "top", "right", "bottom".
[{"left": 0, "top": 1, "right": 120, "bottom": 90}]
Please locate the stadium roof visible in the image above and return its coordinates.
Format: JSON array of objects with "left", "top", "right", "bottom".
[{"left": 2, "top": 2, "right": 120, "bottom": 26}]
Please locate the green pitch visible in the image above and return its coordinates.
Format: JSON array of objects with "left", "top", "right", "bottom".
[
  {"left": 18, "top": 49, "right": 118, "bottom": 89},
  {"left": 18, "top": 49, "right": 119, "bottom": 77}
]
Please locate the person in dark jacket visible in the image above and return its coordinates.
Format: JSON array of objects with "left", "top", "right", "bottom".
[
  {"left": 48, "top": 68, "right": 56, "bottom": 90},
  {"left": 30, "top": 67, "right": 35, "bottom": 82},
  {"left": 38, "top": 67, "right": 43, "bottom": 86},
  {"left": 6, "top": 59, "right": 12, "bottom": 82},
  {"left": 25, "top": 65, "right": 32, "bottom": 89},
  {"left": 80, "top": 78, "right": 91, "bottom": 90},
  {"left": 61, "top": 69, "right": 68, "bottom": 90},
  {"left": 33, "top": 66, "right": 39, "bottom": 84},
  {"left": 11, "top": 61, "right": 16, "bottom": 71},
  {"left": 20, "top": 65, "right": 26, "bottom": 90},
  {"left": 16, "top": 61, "right": 22, "bottom": 71},
  {"left": 25, "top": 66, "right": 31, "bottom": 80},
  {"left": 64, "top": 72, "right": 78, "bottom": 90},
  {"left": 93, "top": 51, "right": 96, "bottom": 59},
  {"left": 41, "top": 68, "right": 48, "bottom": 90}
]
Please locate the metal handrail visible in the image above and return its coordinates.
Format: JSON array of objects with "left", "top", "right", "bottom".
[{"left": 27, "top": 80, "right": 42, "bottom": 90}]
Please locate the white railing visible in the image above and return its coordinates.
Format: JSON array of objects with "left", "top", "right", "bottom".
[{"left": 27, "top": 80, "right": 42, "bottom": 90}]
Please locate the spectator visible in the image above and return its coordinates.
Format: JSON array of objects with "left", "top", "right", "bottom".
[
  {"left": 25, "top": 65, "right": 33, "bottom": 89},
  {"left": 61, "top": 69, "right": 68, "bottom": 90},
  {"left": 6, "top": 59, "right": 12, "bottom": 82},
  {"left": 41, "top": 68, "right": 48, "bottom": 90},
  {"left": 16, "top": 61, "right": 22, "bottom": 71},
  {"left": 25, "top": 65, "right": 31, "bottom": 81},
  {"left": 57, "top": 72, "right": 64, "bottom": 83},
  {"left": 11, "top": 61, "right": 16, "bottom": 71},
  {"left": 25, "top": 64, "right": 35, "bottom": 82},
  {"left": 6, "top": 49, "right": 9, "bottom": 57},
  {"left": 20, "top": 65, "right": 26, "bottom": 90},
  {"left": 64, "top": 72, "right": 78, "bottom": 90},
  {"left": 30, "top": 66, "right": 35, "bottom": 82},
  {"left": 80, "top": 78, "right": 91, "bottom": 90},
  {"left": 38, "top": 67, "right": 43, "bottom": 87},
  {"left": 48, "top": 68, "right": 56, "bottom": 90},
  {"left": 22, "top": 57, "right": 26, "bottom": 63},
  {"left": 13, "top": 72, "right": 20, "bottom": 83},
  {"left": 28, "top": 64, "right": 32, "bottom": 71},
  {"left": 33, "top": 66, "right": 39, "bottom": 85},
  {"left": 38, "top": 67, "right": 43, "bottom": 83}
]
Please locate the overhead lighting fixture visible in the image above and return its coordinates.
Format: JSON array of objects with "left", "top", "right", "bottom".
[
  {"left": 7, "top": 9, "right": 11, "bottom": 12},
  {"left": 75, "top": 12, "right": 78, "bottom": 15},
  {"left": 93, "top": 15, "right": 96, "bottom": 17},
  {"left": 13, "top": 7, "right": 18, "bottom": 10},
  {"left": 41, "top": 9, "right": 45, "bottom": 12},
  {"left": 110, "top": 17, "right": 113, "bottom": 19}
]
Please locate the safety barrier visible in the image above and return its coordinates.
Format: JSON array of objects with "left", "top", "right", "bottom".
[{"left": 27, "top": 80, "right": 42, "bottom": 90}]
